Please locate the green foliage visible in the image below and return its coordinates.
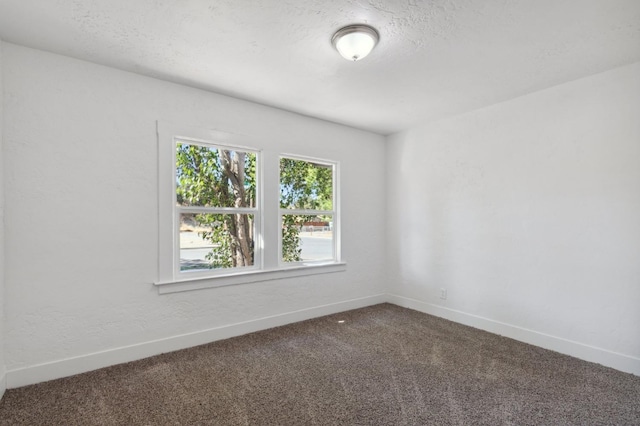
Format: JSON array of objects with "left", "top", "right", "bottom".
[
  {"left": 176, "top": 143, "right": 255, "bottom": 208},
  {"left": 281, "top": 215, "right": 302, "bottom": 262},
  {"left": 280, "top": 158, "right": 333, "bottom": 210},
  {"left": 195, "top": 213, "right": 233, "bottom": 269}
]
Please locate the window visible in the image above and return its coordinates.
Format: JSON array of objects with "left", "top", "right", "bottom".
[
  {"left": 157, "top": 122, "right": 344, "bottom": 293},
  {"left": 176, "top": 141, "right": 259, "bottom": 275},
  {"left": 280, "top": 156, "right": 337, "bottom": 264}
]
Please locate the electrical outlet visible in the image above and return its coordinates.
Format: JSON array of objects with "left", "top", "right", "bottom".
[{"left": 440, "top": 288, "right": 447, "bottom": 300}]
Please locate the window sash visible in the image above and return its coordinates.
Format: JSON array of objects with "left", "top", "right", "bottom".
[
  {"left": 279, "top": 213, "right": 335, "bottom": 265},
  {"left": 176, "top": 211, "right": 260, "bottom": 278},
  {"left": 278, "top": 154, "right": 339, "bottom": 267}
]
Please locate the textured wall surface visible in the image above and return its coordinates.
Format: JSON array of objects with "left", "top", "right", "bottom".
[
  {"left": 0, "top": 41, "right": 6, "bottom": 398},
  {"left": 2, "top": 43, "right": 387, "bottom": 374},
  {"left": 387, "top": 63, "right": 640, "bottom": 367}
]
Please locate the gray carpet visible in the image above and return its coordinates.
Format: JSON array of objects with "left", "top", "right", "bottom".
[{"left": 1, "top": 303, "right": 639, "bottom": 425}]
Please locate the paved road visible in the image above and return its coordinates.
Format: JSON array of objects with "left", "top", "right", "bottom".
[
  {"left": 298, "top": 235, "right": 333, "bottom": 260},
  {"left": 180, "top": 234, "right": 333, "bottom": 269}
]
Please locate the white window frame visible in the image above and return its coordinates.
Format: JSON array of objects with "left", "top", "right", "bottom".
[
  {"left": 278, "top": 154, "right": 340, "bottom": 267},
  {"left": 156, "top": 122, "right": 345, "bottom": 294}
]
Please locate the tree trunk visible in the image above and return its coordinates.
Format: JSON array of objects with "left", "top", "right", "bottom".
[{"left": 222, "top": 150, "right": 253, "bottom": 266}]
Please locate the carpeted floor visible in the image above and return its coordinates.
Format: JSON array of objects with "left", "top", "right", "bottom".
[{"left": 1, "top": 303, "right": 639, "bottom": 425}]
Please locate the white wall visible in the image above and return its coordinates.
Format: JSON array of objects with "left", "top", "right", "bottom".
[
  {"left": 387, "top": 62, "right": 640, "bottom": 375},
  {"left": 0, "top": 41, "right": 6, "bottom": 398},
  {"left": 2, "top": 43, "right": 387, "bottom": 387}
]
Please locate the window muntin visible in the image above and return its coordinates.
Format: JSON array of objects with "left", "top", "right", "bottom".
[
  {"left": 279, "top": 157, "right": 337, "bottom": 264},
  {"left": 175, "top": 140, "right": 259, "bottom": 276}
]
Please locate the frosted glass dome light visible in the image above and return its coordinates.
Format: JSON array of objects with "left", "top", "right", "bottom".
[{"left": 332, "top": 24, "right": 379, "bottom": 61}]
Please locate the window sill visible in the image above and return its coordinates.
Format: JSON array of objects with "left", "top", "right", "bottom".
[{"left": 154, "top": 262, "right": 347, "bottom": 294}]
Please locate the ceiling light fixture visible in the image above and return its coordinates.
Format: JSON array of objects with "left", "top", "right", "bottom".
[{"left": 331, "top": 24, "right": 379, "bottom": 62}]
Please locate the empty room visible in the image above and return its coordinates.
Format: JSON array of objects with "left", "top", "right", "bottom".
[{"left": 0, "top": 0, "right": 639, "bottom": 424}]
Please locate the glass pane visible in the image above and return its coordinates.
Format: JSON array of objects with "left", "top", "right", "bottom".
[
  {"left": 180, "top": 213, "right": 254, "bottom": 271},
  {"left": 176, "top": 141, "right": 256, "bottom": 208},
  {"left": 282, "top": 215, "right": 334, "bottom": 262},
  {"left": 280, "top": 157, "right": 333, "bottom": 210}
]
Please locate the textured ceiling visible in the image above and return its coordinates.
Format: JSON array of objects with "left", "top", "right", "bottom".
[{"left": 0, "top": 0, "right": 639, "bottom": 135}]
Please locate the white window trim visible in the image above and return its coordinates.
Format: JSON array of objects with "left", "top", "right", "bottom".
[
  {"left": 155, "top": 122, "right": 345, "bottom": 294},
  {"left": 155, "top": 262, "right": 347, "bottom": 294}
]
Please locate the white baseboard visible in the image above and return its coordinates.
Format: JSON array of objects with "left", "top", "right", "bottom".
[
  {"left": 0, "top": 369, "right": 6, "bottom": 401},
  {"left": 387, "top": 294, "right": 640, "bottom": 376},
  {"left": 6, "top": 294, "right": 387, "bottom": 389}
]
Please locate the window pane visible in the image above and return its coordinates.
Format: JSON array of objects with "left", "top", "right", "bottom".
[
  {"left": 280, "top": 158, "right": 333, "bottom": 210},
  {"left": 180, "top": 213, "right": 254, "bottom": 271},
  {"left": 176, "top": 142, "right": 256, "bottom": 208},
  {"left": 282, "top": 215, "right": 334, "bottom": 262}
]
